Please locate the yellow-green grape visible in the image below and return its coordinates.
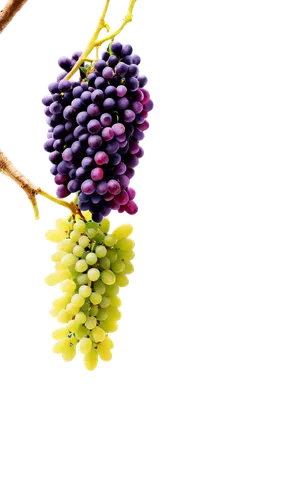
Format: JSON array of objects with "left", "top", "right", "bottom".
[
  {"left": 51, "top": 250, "right": 65, "bottom": 262},
  {"left": 71, "top": 294, "right": 85, "bottom": 307},
  {"left": 106, "top": 249, "right": 118, "bottom": 263},
  {"left": 49, "top": 307, "right": 58, "bottom": 318},
  {"left": 79, "top": 235, "right": 90, "bottom": 248},
  {"left": 87, "top": 228, "right": 97, "bottom": 239},
  {"left": 52, "top": 293, "right": 71, "bottom": 311},
  {"left": 98, "top": 343, "right": 112, "bottom": 362},
  {"left": 61, "top": 253, "right": 78, "bottom": 268},
  {"left": 45, "top": 229, "right": 66, "bottom": 243},
  {"left": 74, "top": 220, "right": 86, "bottom": 232},
  {"left": 54, "top": 261, "right": 66, "bottom": 271},
  {"left": 51, "top": 338, "right": 77, "bottom": 361},
  {"left": 105, "top": 283, "right": 120, "bottom": 297},
  {"left": 75, "top": 312, "right": 87, "bottom": 325},
  {"left": 104, "top": 234, "right": 117, "bottom": 247},
  {"left": 78, "top": 337, "right": 92, "bottom": 355},
  {"left": 92, "top": 326, "right": 105, "bottom": 342},
  {"left": 75, "top": 325, "right": 89, "bottom": 340},
  {"left": 93, "top": 281, "right": 106, "bottom": 295},
  {"left": 77, "top": 273, "right": 89, "bottom": 285},
  {"left": 96, "top": 245, "right": 107, "bottom": 258},
  {"left": 118, "top": 250, "right": 135, "bottom": 261},
  {"left": 90, "top": 305, "right": 99, "bottom": 316},
  {"left": 87, "top": 268, "right": 100, "bottom": 281},
  {"left": 75, "top": 259, "right": 88, "bottom": 273},
  {"left": 70, "top": 230, "right": 81, "bottom": 242},
  {"left": 124, "top": 261, "right": 134, "bottom": 274},
  {"left": 116, "top": 273, "right": 129, "bottom": 287},
  {"left": 60, "top": 279, "right": 76, "bottom": 294},
  {"left": 111, "top": 260, "right": 125, "bottom": 273},
  {"left": 100, "top": 319, "right": 118, "bottom": 333},
  {"left": 112, "top": 223, "right": 133, "bottom": 240},
  {"left": 110, "top": 296, "right": 122, "bottom": 308},
  {"left": 45, "top": 270, "right": 70, "bottom": 286},
  {"left": 73, "top": 245, "right": 85, "bottom": 257},
  {"left": 100, "top": 218, "right": 110, "bottom": 233},
  {"left": 106, "top": 307, "right": 122, "bottom": 322},
  {"left": 85, "top": 316, "right": 97, "bottom": 330},
  {"left": 99, "top": 256, "right": 110, "bottom": 269},
  {"left": 55, "top": 218, "right": 70, "bottom": 232},
  {"left": 84, "top": 348, "right": 98, "bottom": 371},
  {"left": 94, "top": 231, "right": 104, "bottom": 243},
  {"left": 97, "top": 309, "right": 108, "bottom": 321},
  {"left": 67, "top": 319, "right": 79, "bottom": 333},
  {"left": 58, "top": 239, "right": 76, "bottom": 253},
  {"left": 52, "top": 327, "right": 69, "bottom": 340},
  {"left": 116, "top": 238, "right": 135, "bottom": 251},
  {"left": 90, "top": 292, "right": 102, "bottom": 305},
  {"left": 79, "top": 285, "right": 92, "bottom": 298},
  {"left": 57, "top": 310, "right": 71, "bottom": 324},
  {"left": 66, "top": 303, "right": 80, "bottom": 316},
  {"left": 85, "top": 252, "right": 97, "bottom": 265},
  {"left": 101, "top": 336, "right": 114, "bottom": 350},
  {"left": 81, "top": 300, "right": 90, "bottom": 313},
  {"left": 101, "top": 269, "right": 116, "bottom": 285},
  {"left": 100, "top": 296, "right": 111, "bottom": 308}
]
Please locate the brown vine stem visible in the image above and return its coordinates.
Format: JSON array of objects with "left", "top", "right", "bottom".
[
  {"left": 0, "top": 0, "right": 27, "bottom": 33},
  {"left": 0, "top": 151, "right": 82, "bottom": 220}
]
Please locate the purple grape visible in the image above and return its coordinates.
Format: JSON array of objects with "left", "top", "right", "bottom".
[
  {"left": 105, "top": 140, "right": 119, "bottom": 154},
  {"left": 92, "top": 212, "right": 103, "bottom": 222},
  {"left": 103, "top": 98, "right": 116, "bottom": 111},
  {"left": 65, "top": 133, "right": 74, "bottom": 145},
  {"left": 133, "top": 128, "right": 145, "bottom": 141},
  {"left": 76, "top": 111, "right": 89, "bottom": 125},
  {"left": 53, "top": 139, "right": 65, "bottom": 152},
  {"left": 123, "top": 109, "right": 136, "bottom": 122},
  {"left": 68, "top": 179, "right": 80, "bottom": 192},
  {"left": 50, "top": 102, "right": 63, "bottom": 115},
  {"left": 101, "top": 51, "right": 109, "bottom": 61},
  {"left": 115, "top": 162, "right": 127, "bottom": 175},
  {"left": 42, "top": 95, "right": 53, "bottom": 106},
  {"left": 110, "top": 153, "right": 121, "bottom": 165},
  {"left": 95, "top": 77, "right": 106, "bottom": 89},
  {"left": 81, "top": 91, "right": 92, "bottom": 104},
  {"left": 87, "top": 73, "right": 96, "bottom": 85},
  {"left": 111, "top": 41, "right": 122, "bottom": 56},
  {"left": 121, "top": 44, "right": 133, "bottom": 57},
  {"left": 108, "top": 55, "right": 119, "bottom": 68},
  {"left": 96, "top": 181, "right": 108, "bottom": 195},
  {"left": 91, "top": 89, "right": 104, "bottom": 103},
  {"left": 128, "top": 64, "right": 139, "bottom": 77},
  {"left": 91, "top": 167, "right": 104, "bottom": 181},
  {"left": 71, "top": 141, "right": 82, "bottom": 154},
  {"left": 136, "top": 146, "right": 144, "bottom": 158},
  {"left": 74, "top": 125, "right": 86, "bottom": 139},
  {"left": 81, "top": 179, "right": 96, "bottom": 194},
  {"left": 131, "top": 101, "right": 143, "bottom": 114},
  {"left": 87, "top": 119, "right": 101, "bottom": 134},
  {"left": 116, "top": 133, "right": 127, "bottom": 143},
  {"left": 58, "top": 79, "right": 72, "bottom": 92},
  {"left": 62, "top": 148, "right": 73, "bottom": 161},
  {"left": 58, "top": 56, "right": 72, "bottom": 71},
  {"left": 131, "top": 54, "right": 141, "bottom": 65},
  {"left": 48, "top": 82, "right": 59, "bottom": 94},
  {"left": 119, "top": 174, "right": 130, "bottom": 189},
  {"left": 73, "top": 86, "right": 83, "bottom": 98},
  {"left": 115, "top": 62, "right": 129, "bottom": 76},
  {"left": 95, "top": 59, "right": 106, "bottom": 72},
  {"left": 102, "top": 66, "right": 114, "bottom": 79},
  {"left": 56, "top": 185, "right": 69, "bottom": 198},
  {"left": 53, "top": 124, "right": 65, "bottom": 138},
  {"left": 63, "top": 106, "right": 75, "bottom": 120},
  {"left": 50, "top": 164, "right": 58, "bottom": 175},
  {"left": 144, "top": 99, "right": 154, "bottom": 112},
  {"left": 88, "top": 135, "right": 102, "bottom": 149},
  {"left": 102, "top": 127, "right": 115, "bottom": 141},
  {"left": 117, "top": 97, "right": 129, "bottom": 110},
  {"left": 82, "top": 157, "right": 94, "bottom": 168},
  {"left": 65, "top": 121, "right": 75, "bottom": 133},
  {"left": 126, "top": 187, "right": 136, "bottom": 200},
  {"left": 107, "top": 179, "right": 121, "bottom": 195},
  {"left": 138, "top": 75, "right": 148, "bottom": 88},
  {"left": 100, "top": 113, "right": 112, "bottom": 126},
  {"left": 87, "top": 103, "right": 100, "bottom": 116},
  {"left": 72, "top": 98, "right": 84, "bottom": 111},
  {"left": 95, "top": 151, "right": 109, "bottom": 165},
  {"left": 115, "top": 190, "right": 129, "bottom": 205},
  {"left": 57, "top": 161, "right": 71, "bottom": 174},
  {"left": 79, "top": 133, "right": 89, "bottom": 144},
  {"left": 104, "top": 86, "right": 117, "bottom": 98},
  {"left": 91, "top": 193, "right": 101, "bottom": 204},
  {"left": 117, "top": 85, "right": 127, "bottom": 98},
  {"left": 112, "top": 123, "right": 125, "bottom": 136},
  {"left": 55, "top": 173, "right": 69, "bottom": 185},
  {"left": 76, "top": 167, "right": 86, "bottom": 179},
  {"left": 44, "top": 139, "right": 54, "bottom": 152},
  {"left": 127, "top": 77, "right": 139, "bottom": 92},
  {"left": 123, "top": 55, "right": 132, "bottom": 65}
]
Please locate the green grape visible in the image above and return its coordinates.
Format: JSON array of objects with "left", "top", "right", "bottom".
[
  {"left": 97, "top": 309, "right": 108, "bottom": 321},
  {"left": 101, "top": 336, "right": 114, "bottom": 350},
  {"left": 55, "top": 218, "right": 70, "bottom": 232},
  {"left": 45, "top": 229, "right": 66, "bottom": 243},
  {"left": 124, "top": 261, "right": 134, "bottom": 275},
  {"left": 100, "top": 319, "right": 118, "bottom": 333},
  {"left": 52, "top": 293, "right": 71, "bottom": 310},
  {"left": 75, "top": 325, "right": 89, "bottom": 340},
  {"left": 70, "top": 230, "right": 81, "bottom": 242},
  {"left": 87, "top": 268, "right": 100, "bottom": 281},
  {"left": 98, "top": 344, "right": 112, "bottom": 362},
  {"left": 66, "top": 303, "right": 80, "bottom": 316},
  {"left": 90, "top": 292, "right": 102, "bottom": 305},
  {"left": 106, "top": 307, "right": 122, "bottom": 321},
  {"left": 101, "top": 269, "right": 116, "bottom": 285},
  {"left": 104, "top": 234, "right": 117, "bottom": 247},
  {"left": 58, "top": 239, "right": 76, "bottom": 253},
  {"left": 96, "top": 245, "right": 107, "bottom": 258},
  {"left": 81, "top": 300, "right": 90, "bottom": 313},
  {"left": 45, "top": 270, "right": 70, "bottom": 286},
  {"left": 74, "top": 220, "right": 86, "bottom": 232},
  {"left": 111, "top": 260, "right": 125, "bottom": 273},
  {"left": 99, "top": 256, "right": 110, "bottom": 269},
  {"left": 90, "top": 305, "right": 99, "bottom": 316},
  {"left": 75, "top": 312, "right": 87, "bottom": 325},
  {"left": 67, "top": 319, "right": 79, "bottom": 333},
  {"left": 54, "top": 261, "right": 66, "bottom": 271},
  {"left": 73, "top": 245, "right": 85, "bottom": 257},
  {"left": 57, "top": 310, "right": 72, "bottom": 324},
  {"left": 104, "top": 283, "right": 120, "bottom": 297},
  {"left": 85, "top": 252, "right": 97, "bottom": 265},
  {"left": 71, "top": 294, "right": 85, "bottom": 307},
  {"left": 110, "top": 296, "right": 122, "bottom": 308},
  {"left": 61, "top": 253, "right": 78, "bottom": 268},
  {"left": 100, "top": 296, "right": 111, "bottom": 308},
  {"left": 79, "top": 235, "right": 90, "bottom": 248},
  {"left": 53, "top": 338, "right": 70, "bottom": 354},
  {"left": 117, "top": 250, "right": 135, "bottom": 261},
  {"left": 79, "top": 285, "right": 92, "bottom": 298},
  {"left": 112, "top": 223, "right": 133, "bottom": 240},
  {"left": 60, "top": 279, "right": 76, "bottom": 293},
  {"left": 106, "top": 249, "right": 118, "bottom": 263},
  {"left": 100, "top": 218, "right": 110, "bottom": 233},
  {"left": 75, "top": 259, "right": 88, "bottom": 273},
  {"left": 92, "top": 326, "right": 105, "bottom": 343},
  {"left": 77, "top": 273, "right": 89, "bottom": 285},
  {"left": 116, "top": 238, "right": 135, "bottom": 251},
  {"left": 86, "top": 228, "right": 97, "bottom": 239},
  {"left": 78, "top": 337, "right": 92, "bottom": 355},
  {"left": 93, "top": 281, "right": 106, "bottom": 295},
  {"left": 116, "top": 273, "right": 129, "bottom": 287},
  {"left": 62, "top": 344, "right": 77, "bottom": 362},
  {"left": 85, "top": 316, "right": 97, "bottom": 330},
  {"left": 94, "top": 231, "right": 105, "bottom": 243},
  {"left": 49, "top": 307, "right": 58, "bottom": 318},
  {"left": 52, "top": 327, "right": 69, "bottom": 340},
  {"left": 51, "top": 250, "right": 65, "bottom": 262},
  {"left": 83, "top": 348, "right": 98, "bottom": 371}
]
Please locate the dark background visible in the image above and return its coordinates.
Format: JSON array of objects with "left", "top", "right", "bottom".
[{"left": 0, "top": 0, "right": 160, "bottom": 377}]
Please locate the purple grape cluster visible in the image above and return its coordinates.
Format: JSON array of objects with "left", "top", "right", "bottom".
[{"left": 42, "top": 42, "right": 153, "bottom": 222}]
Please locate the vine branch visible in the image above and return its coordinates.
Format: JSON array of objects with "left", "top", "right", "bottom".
[{"left": 0, "top": 0, "right": 28, "bottom": 33}]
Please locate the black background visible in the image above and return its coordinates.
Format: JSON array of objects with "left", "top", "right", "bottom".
[{"left": 0, "top": 0, "right": 160, "bottom": 378}]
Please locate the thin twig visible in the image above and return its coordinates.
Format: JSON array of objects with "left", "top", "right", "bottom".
[{"left": 0, "top": 0, "right": 28, "bottom": 33}]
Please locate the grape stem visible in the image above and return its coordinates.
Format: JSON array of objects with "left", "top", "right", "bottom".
[
  {"left": 0, "top": 150, "right": 83, "bottom": 220},
  {"left": 0, "top": 0, "right": 27, "bottom": 33},
  {"left": 65, "top": 0, "right": 137, "bottom": 80}
]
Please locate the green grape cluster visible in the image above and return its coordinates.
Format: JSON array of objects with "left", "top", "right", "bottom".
[{"left": 45, "top": 213, "right": 135, "bottom": 371}]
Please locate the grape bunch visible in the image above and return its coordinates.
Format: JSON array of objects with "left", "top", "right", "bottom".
[
  {"left": 42, "top": 41, "right": 153, "bottom": 222},
  {"left": 45, "top": 213, "right": 135, "bottom": 370}
]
